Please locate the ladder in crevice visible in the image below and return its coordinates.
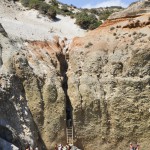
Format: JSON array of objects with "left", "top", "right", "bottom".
[{"left": 66, "top": 126, "right": 73, "bottom": 144}]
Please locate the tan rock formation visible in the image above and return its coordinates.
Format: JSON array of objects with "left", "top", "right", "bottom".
[
  {"left": 0, "top": 1, "right": 150, "bottom": 150},
  {"left": 67, "top": 13, "right": 150, "bottom": 150},
  {"left": 0, "top": 24, "right": 67, "bottom": 149},
  {"left": 109, "top": 0, "right": 150, "bottom": 19}
]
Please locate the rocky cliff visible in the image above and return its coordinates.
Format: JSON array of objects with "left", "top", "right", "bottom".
[
  {"left": 109, "top": 0, "right": 150, "bottom": 19},
  {"left": 67, "top": 13, "right": 150, "bottom": 150},
  {"left": 0, "top": 24, "right": 68, "bottom": 149},
  {"left": 0, "top": 0, "right": 150, "bottom": 150}
]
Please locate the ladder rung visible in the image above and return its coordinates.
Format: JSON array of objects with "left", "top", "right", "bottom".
[{"left": 66, "top": 126, "right": 73, "bottom": 144}]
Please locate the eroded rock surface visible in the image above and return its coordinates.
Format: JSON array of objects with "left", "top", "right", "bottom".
[
  {"left": 0, "top": 1, "right": 150, "bottom": 150},
  {"left": 0, "top": 24, "right": 67, "bottom": 149},
  {"left": 109, "top": 0, "right": 150, "bottom": 19},
  {"left": 67, "top": 13, "right": 150, "bottom": 150}
]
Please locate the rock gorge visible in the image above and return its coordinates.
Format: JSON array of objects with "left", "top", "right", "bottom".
[{"left": 0, "top": 0, "right": 150, "bottom": 150}]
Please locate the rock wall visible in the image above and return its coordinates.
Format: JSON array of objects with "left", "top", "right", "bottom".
[
  {"left": 0, "top": 6, "right": 150, "bottom": 150},
  {"left": 0, "top": 24, "right": 67, "bottom": 149},
  {"left": 67, "top": 14, "right": 150, "bottom": 150},
  {"left": 109, "top": 0, "right": 150, "bottom": 19}
]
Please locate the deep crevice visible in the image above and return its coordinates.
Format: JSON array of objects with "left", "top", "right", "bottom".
[
  {"left": 0, "top": 44, "right": 3, "bottom": 67},
  {"left": 0, "top": 125, "right": 22, "bottom": 148},
  {"left": 56, "top": 52, "right": 73, "bottom": 128}
]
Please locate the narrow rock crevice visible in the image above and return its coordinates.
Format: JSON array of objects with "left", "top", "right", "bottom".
[
  {"left": 0, "top": 44, "right": 3, "bottom": 67},
  {"left": 0, "top": 125, "right": 22, "bottom": 148},
  {"left": 56, "top": 52, "right": 73, "bottom": 128},
  {"left": 36, "top": 78, "right": 45, "bottom": 127},
  {"left": 0, "top": 23, "right": 8, "bottom": 37}
]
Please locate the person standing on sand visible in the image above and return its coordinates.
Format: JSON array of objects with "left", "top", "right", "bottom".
[
  {"left": 55, "top": 144, "right": 58, "bottom": 150},
  {"left": 130, "top": 143, "right": 140, "bottom": 150},
  {"left": 66, "top": 143, "right": 70, "bottom": 150},
  {"left": 130, "top": 143, "right": 133, "bottom": 150},
  {"left": 58, "top": 144, "right": 63, "bottom": 150},
  {"left": 26, "top": 145, "right": 30, "bottom": 150},
  {"left": 136, "top": 144, "right": 140, "bottom": 150}
]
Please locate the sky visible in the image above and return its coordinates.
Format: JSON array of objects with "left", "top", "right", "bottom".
[{"left": 58, "top": 0, "right": 138, "bottom": 8}]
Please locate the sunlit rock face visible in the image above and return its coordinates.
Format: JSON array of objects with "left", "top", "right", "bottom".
[
  {"left": 67, "top": 14, "right": 150, "bottom": 150},
  {"left": 109, "top": 0, "right": 150, "bottom": 19},
  {"left": 0, "top": 1, "right": 150, "bottom": 150},
  {"left": 0, "top": 23, "right": 67, "bottom": 149}
]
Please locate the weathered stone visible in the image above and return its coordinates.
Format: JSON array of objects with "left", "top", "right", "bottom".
[
  {"left": 0, "top": 24, "right": 8, "bottom": 37},
  {"left": 0, "top": 1, "right": 150, "bottom": 150},
  {"left": 67, "top": 13, "right": 150, "bottom": 150}
]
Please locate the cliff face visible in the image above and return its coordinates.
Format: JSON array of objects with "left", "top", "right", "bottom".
[
  {"left": 0, "top": 1, "right": 150, "bottom": 150},
  {"left": 0, "top": 25, "right": 67, "bottom": 149},
  {"left": 67, "top": 14, "right": 150, "bottom": 149},
  {"left": 109, "top": 0, "right": 150, "bottom": 19}
]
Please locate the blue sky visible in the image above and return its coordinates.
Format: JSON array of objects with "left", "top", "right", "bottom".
[{"left": 58, "top": 0, "right": 138, "bottom": 8}]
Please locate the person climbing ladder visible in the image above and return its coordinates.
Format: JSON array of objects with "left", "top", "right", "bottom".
[{"left": 66, "top": 107, "right": 72, "bottom": 128}]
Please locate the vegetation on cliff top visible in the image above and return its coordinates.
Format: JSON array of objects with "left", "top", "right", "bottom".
[
  {"left": 20, "top": 0, "right": 123, "bottom": 29},
  {"left": 21, "top": 0, "right": 57, "bottom": 19},
  {"left": 75, "top": 12, "right": 102, "bottom": 30}
]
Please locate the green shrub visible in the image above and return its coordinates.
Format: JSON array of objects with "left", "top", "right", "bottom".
[
  {"left": 21, "top": 0, "right": 30, "bottom": 7},
  {"left": 54, "top": 7, "right": 62, "bottom": 14},
  {"left": 47, "top": 7, "right": 57, "bottom": 19},
  {"left": 75, "top": 12, "right": 100, "bottom": 30},
  {"left": 82, "top": 9, "right": 88, "bottom": 13},
  {"left": 85, "top": 42, "right": 93, "bottom": 48},
  {"left": 21, "top": 0, "right": 45, "bottom": 9},
  {"left": 20, "top": 0, "right": 57, "bottom": 18},
  {"left": 58, "top": 5, "right": 74, "bottom": 16},
  {"left": 29, "top": 0, "right": 42, "bottom": 9},
  {"left": 99, "top": 10, "right": 112, "bottom": 20},
  {"left": 89, "top": 9, "right": 99, "bottom": 15},
  {"left": 51, "top": 0, "right": 58, "bottom": 7},
  {"left": 110, "top": 27, "right": 115, "bottom": 30},
  {"left": 39, "top": 2, "right": 50, "bottom": 14},
  {"left": 70, "top": 14, "right": 75, "bottom": 18},
  {"left": 61, "top": 5, "right": 69, "bottom": 12},
  {"left": 89, "top": 21, "right": 102, "bottom": 30}
]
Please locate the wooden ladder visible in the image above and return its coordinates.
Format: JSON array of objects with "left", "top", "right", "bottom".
[{"left": 66, "top": 126, "right": 73, "bottom": 144}]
